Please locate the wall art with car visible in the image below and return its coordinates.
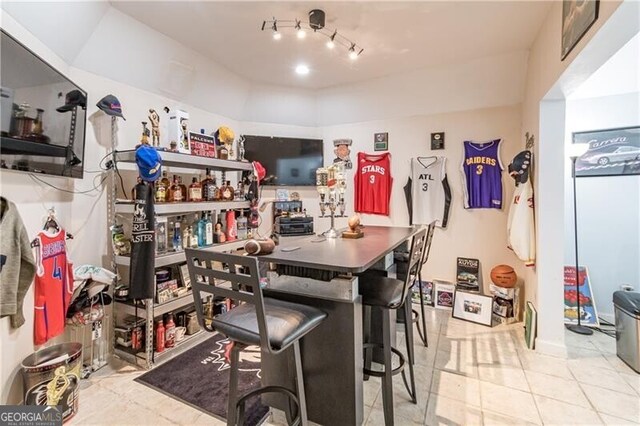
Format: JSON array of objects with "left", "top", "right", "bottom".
[{"left": 574, "top": 126, "right": 640, "bottom": 177}]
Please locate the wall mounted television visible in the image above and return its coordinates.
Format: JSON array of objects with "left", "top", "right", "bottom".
[
  {"left": 243, "top": 135, "right": 324, "bottom": 186},
  {"left": 0, "top": 29, "right": 87, "bottom": 178}
]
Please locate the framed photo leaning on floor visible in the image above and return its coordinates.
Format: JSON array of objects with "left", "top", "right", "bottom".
[{"left": 452, "top": 290, "right": 493, "bottom": 326}]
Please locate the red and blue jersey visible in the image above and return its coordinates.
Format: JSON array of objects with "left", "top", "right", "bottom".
[{"left": 34, "top": 230, "right": 73, "bottom": 345}]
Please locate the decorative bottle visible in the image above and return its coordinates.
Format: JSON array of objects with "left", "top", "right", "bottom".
[{"left": 164, "top": 313, "right": 176, "bottom": 349}]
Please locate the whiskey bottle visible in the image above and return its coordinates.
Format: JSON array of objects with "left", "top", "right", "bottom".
[
  {"left": 201, "top": 168, "right": 213, "bottom": 200},
  {"left": 169, "top": 175, "right": 183, "bottom": 202},
  {"left": 234, "top": 181, "right": 245, "bottom": 200},
  {"left": 188, "top": 177, "right": 203, "bottom": 202},
  {"left": 155, "top": 171, "right": 168, "bottom": 203},
  {"left": 221, "top": 180, "right": 234, "bottom": 201},
  {"left": 178, "top": 176, "right": 188, "bottom": 200},
  {"left": 160, "top": 171, "right": 170, "bottom": 191}
]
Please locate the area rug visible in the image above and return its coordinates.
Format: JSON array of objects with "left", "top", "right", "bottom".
[{"left": 135, "top": 333, "right": 269, "bottom": 425}]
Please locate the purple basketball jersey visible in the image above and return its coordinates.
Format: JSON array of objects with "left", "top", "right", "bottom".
[{"left": 461, "top": 139, "right": 503, "bottom": 209}]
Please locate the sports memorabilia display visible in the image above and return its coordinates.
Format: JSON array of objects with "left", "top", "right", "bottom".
[
  {"left": 374, "top": 132, "right": 388, "bottom": 151},
  {"left": 333, "top": 139, "right": 353, "bottom": 169},
  {"left": 33, "top": 229, "right": 74, "bottom": 345},
  {"left": 434, "top": 280, "right": 455, "bottom": 309},
  {"left": 405, "top": 157, "right": 451, "bottom": 227},
  {"left": 456, "top": 257, "right": 480, "bottom": 292},
  {"left": 354, "top": 152, "right": 392, "bottom": 216},
  {"left": 461, "top": 139, "right": 504, "bottom": 209},
  {"left": 507, "top": 179, "right": 536, "bottom": 266},
  {"left": 431, "top": 132, "right": 445, "bottom": 150},
  {"left": 452, "top": 290, "right": 493, "bottom": 326},
  {"left": 148, "top": 109, "right": 160, "bottom": 147},
  {"left": 491, "top": 284, "right": 520, "bottom": 325}
]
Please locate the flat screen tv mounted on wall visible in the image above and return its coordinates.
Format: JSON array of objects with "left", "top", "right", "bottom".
[
  {"left": 0, "top": 29, "right": 88, "bottom": 178},
  {"left": 243, "top": 135, "right": 324, "bottom": 186}
]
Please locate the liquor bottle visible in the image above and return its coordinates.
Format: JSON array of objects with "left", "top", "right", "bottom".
[
  {"left": 234, "top": 181, "right": 245, "bottom": 200},
  {"left": 169, "top": 175, "right": 183, "bottom": 202},
  {"left": 214, "top": 220, "right": 226, "bottom": 243},
  {"left": 182, "top": 216, "right": 190, "bottom": 250},
  {"left": 225, "top": 210, "right": 237, "bottom": 241},
  {"left": 237, "top": 212, "right": 247, "bottom": 240},
  {"left": 196, "top": 213, "right": 206, "bottom": 247},
  {"left": 188, "top": 177, "right": 203, "bottom": 202},
  {"left": 201, "top": 168, "right": 213, "bottom": 200},
  {"left": 221, "top": 180, "right": 234, "bottom": 201},
  {"left": 205, "top": 212, "right": 214, "bottom": 246},
  {"left": 172, "top": 219, "right": 182, "bottom": 252},
  {"left": 164, "top": 313, "right": 176, "bottom": 349},
  {"left": 155, "top": 171, "right": 168, "bottom": 203},
  {"left": 211, "top": 173, "right": 221, "bottom": 201},
  {"left": 178, "top": 176, "right": 188, "bottom": 200},
  {"left": 160, "top": 170, "right": 171, "bottom": 190}
]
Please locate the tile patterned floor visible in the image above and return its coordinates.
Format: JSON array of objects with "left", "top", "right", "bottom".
[{"left": 69, "top": 307, "right": 640, "bottom": 425}]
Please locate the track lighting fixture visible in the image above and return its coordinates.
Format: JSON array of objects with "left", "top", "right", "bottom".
[{"left": 262, "top": 9, "right": 363, "bottom": 58}]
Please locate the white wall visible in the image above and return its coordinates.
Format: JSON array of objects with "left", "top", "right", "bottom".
[{"left": 565, "top": 92, "right": 640, "bottom": 320}]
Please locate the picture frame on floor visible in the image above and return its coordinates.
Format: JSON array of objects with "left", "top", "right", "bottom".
[
  {"left": 452, "top": 290, "right": 493, "bottom": 326},
  {"left": 434, "top": 280, "right": 455, "bottom": 309},
  {"left": 411, "top": 280, "right": 434, "bottom": 305}
]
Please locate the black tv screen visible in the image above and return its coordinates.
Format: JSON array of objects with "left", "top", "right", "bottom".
[
  {"left": 243, "top": 135, "right": 324, "bottom": 186},
  {"left": 1, "top": 29, "right": 87, "bottom": 178}
]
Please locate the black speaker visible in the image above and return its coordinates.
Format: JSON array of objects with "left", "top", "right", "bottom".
[{"left": 309, "top": 9, "right": 325, "bottom": 30}]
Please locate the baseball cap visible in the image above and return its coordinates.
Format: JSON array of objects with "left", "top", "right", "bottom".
[
  {"left": 508, "top": 150, "right": 532, "bottom": 184},
  {"left": 96, "top": 94, "right": 126, "bottom": 120},
  {"left": 333, "top": 139, "right": 352, "bottom": 147},
  {"left": 57, "top": 90, "right": 87, "bottom": 112},
  {"left": 135, "top": 145, "right": 162, "bottom": 182},
  {"left": 252, "top": 161, "right": 266, "bottom": 182}
]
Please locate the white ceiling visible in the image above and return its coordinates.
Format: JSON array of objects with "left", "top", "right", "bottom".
[
  {"left": 571, "top": 31, "right": 640, "bottom": 99},
  {"left": 110, "top": 1, "right": 552, "bottom": 90}
]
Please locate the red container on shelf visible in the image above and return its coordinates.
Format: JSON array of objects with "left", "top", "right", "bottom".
[
  {"left": 165, "top": 313, "right": 176, "bottom": 348},
  {"left": 155, "top": 320, "right": 165, "bottom": 353},
  {"left": 225, "top": 210, "right": 237, "bottom": 241}
]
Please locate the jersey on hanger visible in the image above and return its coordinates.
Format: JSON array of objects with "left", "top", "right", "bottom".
[
  {"left": 461, "top": 139, "right": 504, "bottom": 209},
  {"left": 507, "top": 179, "right": 536, "bottom": 266},
  {"left": 34, "top": 230, "right": 74, "bottom": 345},
  {"left": 405, "top": 157, "right": 451, "bottom": 227},
  {"left": 354, "top": 152, "right": 392, "bottom": 216}
]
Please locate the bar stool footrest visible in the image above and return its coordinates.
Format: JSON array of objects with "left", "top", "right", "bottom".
[
  {"left": 236, "top": 386, "right": 301, "bottom": 426},
  {"left": 362, "top": 342, "right": 406, "bottom": 377}
]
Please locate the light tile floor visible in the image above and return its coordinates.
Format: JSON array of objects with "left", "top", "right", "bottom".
[{"left": 69, "top": 307, "right": 640, "bottom": 425}]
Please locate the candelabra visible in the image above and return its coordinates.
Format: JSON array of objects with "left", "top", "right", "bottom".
[{"left": 316, "top": 164, "right": 346, "bottom": 238}]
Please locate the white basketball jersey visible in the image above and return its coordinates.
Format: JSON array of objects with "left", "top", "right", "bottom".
[
  {"left": 507, "top": 179, "right": 535, "bottom": 266},
  {"left": 411, "top": 157, "right": 450, "bottom": 226}
]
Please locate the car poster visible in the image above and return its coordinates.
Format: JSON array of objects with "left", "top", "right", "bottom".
[
  {"left": 564, "top": 266, "right": 600, "bottom": 327},
  {"left": 574, "top": 126, "right": 640, "bottom": 177},
  {"left": 456, "top": 257, "right": 480, "bottom": 292}
]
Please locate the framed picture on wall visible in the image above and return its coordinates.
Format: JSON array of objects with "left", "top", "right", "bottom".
[
  {"left": 452, "top": 290, "right": 493, "bottom": 327},
  {"left": 561, "top": 0, "right": 599, "bottom": 60},
  {"left": 573, "top": 126, "right": 640, "bottom": 177},
  {"left": 374, "top": 132, "right": 388, "bottom": 151}
]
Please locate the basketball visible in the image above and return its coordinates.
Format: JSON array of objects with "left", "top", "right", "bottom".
[{"left": 490, "top": 264, "right": 517, "bottom": 288}]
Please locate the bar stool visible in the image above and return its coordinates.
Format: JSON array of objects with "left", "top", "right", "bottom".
[
  {"left": 360, "top": 227, "right": 427, "bottom": 425},
  {"left": 185, "top": 249, "right": 327, "bottom": 426},
  {"left": 411, "top": 222, "right": 436, "bottom": 347}
]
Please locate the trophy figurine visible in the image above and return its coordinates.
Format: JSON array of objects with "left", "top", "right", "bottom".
[
  {"left": 148, "top": 109, "right": 160, "bottom": 147},
  {"left": 180, "top": 118, "right": 189, "bottom": 151},
  {"left": 140, "top": 121, "right": 150, "bottom": 145},
  {"left": 237, "top": 135, "right": 247, "bottom": 162},
  {"left": 342, "top": 214, "right": 364, "bottom": 239}
]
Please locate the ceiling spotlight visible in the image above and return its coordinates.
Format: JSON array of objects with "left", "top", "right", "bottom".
[
  {"left": 295, "top": 64, "right": 310, "bottom": 75},
  {"left": 327, "top": 31, "right": 337, "bottom": 49},
  {"left": 271, "top": 21, "right": 281, "bottom": 40},
  {"left": 348, "top": 44, "right": 358, "bottom": 60},
  {"left": 295, "top": 20, "right": 306, "bottom": 39}
]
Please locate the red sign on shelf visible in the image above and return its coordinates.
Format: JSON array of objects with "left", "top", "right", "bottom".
[{"left": 189, "top": 132, "right": 217, "bottom": 158}]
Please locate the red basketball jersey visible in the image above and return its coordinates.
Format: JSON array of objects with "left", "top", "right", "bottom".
[
  {"left": 34, "top": 230, "right": 74, "bottom": 345},
  {"left": 354, "top": 152, "right": 393, "bottom": 215}
]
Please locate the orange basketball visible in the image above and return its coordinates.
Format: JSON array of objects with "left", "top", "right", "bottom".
[{"left": 491, "top": 264, "right": 517, "bottom": 288}]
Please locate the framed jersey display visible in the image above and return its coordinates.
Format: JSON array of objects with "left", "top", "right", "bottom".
[
  {"left": 573, "top": 126, "right": 640, "bottom": 177},
  {"left": 405, "top": 157, "right": 451, "bottom": 227}
]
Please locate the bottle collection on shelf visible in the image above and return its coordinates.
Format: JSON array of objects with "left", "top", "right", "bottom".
[
  {"left": 156, "top": 209, "right": 251, "bottom": 254},
  {"left": 151, "top": 168, "right": 246, "bottom": 203}
]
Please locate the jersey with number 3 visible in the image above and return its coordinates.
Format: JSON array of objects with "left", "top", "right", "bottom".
[
  {"left": 34, "top": 230, "right": 74, "bottom": 345},
  {"left": 410, "top": 157, "right": 451, "bottom": 227},
  {"left": 355, "top": 152, "right": 392, "bottom": 215},
  {"left": 461, "top": 139, "right": 503, "bottom": 209}
]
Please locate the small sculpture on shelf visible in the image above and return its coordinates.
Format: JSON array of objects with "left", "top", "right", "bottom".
[
  {"left": 148, "top": 109, "right": 160, "bottom": 147},
  {"left": 237, "top": 135, "right": 247, "bottom": 162},
  {"left": 140, "top": 121, "right": 150, "bottom": 145},
  {"left": 179, "top": 118, "right": 189, "bottom": 152},
  {"left": 342, "top": 215, "right": 364, "bottom": 239}
]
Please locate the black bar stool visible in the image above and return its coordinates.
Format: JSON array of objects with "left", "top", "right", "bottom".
[
  {"left": 360, "top": 227, "right": 427, "bottom": 425},
  {"left": 185, "top": 249, "right": 327, "bottom": 426}
]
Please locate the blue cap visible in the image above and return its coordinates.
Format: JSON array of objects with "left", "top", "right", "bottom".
[{"left": 135, "top": 145, "right": 162, "bottom": 182}]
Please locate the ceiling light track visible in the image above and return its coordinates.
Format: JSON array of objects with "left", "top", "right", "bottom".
[{"left": 261, "top": 9, "right": 364, "bottom": 59}]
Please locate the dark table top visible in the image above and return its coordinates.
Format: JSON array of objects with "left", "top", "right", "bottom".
[{"left": 258, "top": 225, "right": 419, "bottom": 274}]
